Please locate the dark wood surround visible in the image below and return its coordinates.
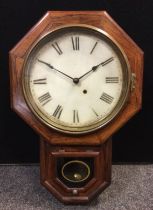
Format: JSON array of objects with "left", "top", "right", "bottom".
[
  {"left": 40, "top": 137, "right": 112, "bottom": 204},
  {"left": 9, "top": 11, "right": 143, "bottom": 204}
]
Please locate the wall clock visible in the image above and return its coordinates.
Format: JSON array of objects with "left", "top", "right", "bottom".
[{"left": 9, "top": 11, "right": 143, "bottom": 204}]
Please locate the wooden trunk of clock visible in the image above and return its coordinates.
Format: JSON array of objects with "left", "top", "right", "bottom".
[{"left": 40, "top": 137, "right": 112, "bottom": 204}]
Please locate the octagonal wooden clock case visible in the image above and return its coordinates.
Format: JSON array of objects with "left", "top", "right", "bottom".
[{"left": 9, "top": 11, "right": 143, "bottom": 204}]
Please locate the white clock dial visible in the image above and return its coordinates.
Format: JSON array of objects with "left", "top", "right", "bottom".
[{"left": 23, "top": 25, "right": 130, "bottom": 134}]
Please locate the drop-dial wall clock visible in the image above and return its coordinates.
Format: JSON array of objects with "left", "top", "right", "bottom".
[{"left": 10, "top": 11, "right": 143, "bottom": 204}]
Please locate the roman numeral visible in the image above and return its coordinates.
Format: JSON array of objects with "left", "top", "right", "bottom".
[
  {"left": 53, "top": 105, "right": 63, "bottom": 119},
  {"left": 106, "top": 77, "right": 119, "bottom": 83},
  {"left": 71, "top": 36, "right": 79, "bottom": 50},
  {"left": 90, "top": 42, "right": 98, "bottom": 54},
  {"left": 73, "top": 110, "right": 79, "bottom": 123},
  {"left": 100, "top": 92, "right": 114, "bottom": 104},
  {"left": 52, "top": 42, "right": 63, "bottom": 55},
  {"left": 33, "top": 78, "right": 47, "bottom": 84},
  {"left": 38, "top": 92, "right": 52, "bottom": 106},
  {"left": 91, "top": 108, "right": 99, "bottom": 117}
]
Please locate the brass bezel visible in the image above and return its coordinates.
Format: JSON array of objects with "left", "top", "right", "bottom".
[
  {"left": 61, "top": 160, "right": 90, "bottom": 183},
  {"left": 22, "top": 24, "right": 131, "bottom": 135}
]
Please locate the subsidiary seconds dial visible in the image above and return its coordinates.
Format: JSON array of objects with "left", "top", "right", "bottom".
[{"left": 22, "top": 25, "right": 131, "bottom": 134}]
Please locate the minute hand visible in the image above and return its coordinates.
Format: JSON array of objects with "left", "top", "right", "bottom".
[
  {"left": 78, "top": 57, "right": 114, "bottom": 80},
  {"left": 38, "top": 59, "right": 74, "bottom": 80}
]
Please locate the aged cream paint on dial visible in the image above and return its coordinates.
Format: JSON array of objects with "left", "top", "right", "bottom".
[{"left": 23, "top": 26, "right": 130, "bottom": 134}]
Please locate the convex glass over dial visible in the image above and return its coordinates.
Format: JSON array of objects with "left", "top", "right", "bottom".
[{"left": 22, "top": 25, "right": 131, "bottom": 134}]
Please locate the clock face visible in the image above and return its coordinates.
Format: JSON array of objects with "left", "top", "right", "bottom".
[{"left": 22, "top": 25, "right": 130, "bottom": 134}]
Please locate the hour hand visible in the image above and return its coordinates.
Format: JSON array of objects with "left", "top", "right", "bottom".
[
  {"left": 37, "top": 59, "right": 74, "bottom": 81},
  {"left": 78, "top": 57, "right": 114, "bottom": 80},
  {"left": 92, "top": 57, "right": 114, "bottom": 71},
  {"left": 38, "top": 59, "right": 54, "bottom": 69}
]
